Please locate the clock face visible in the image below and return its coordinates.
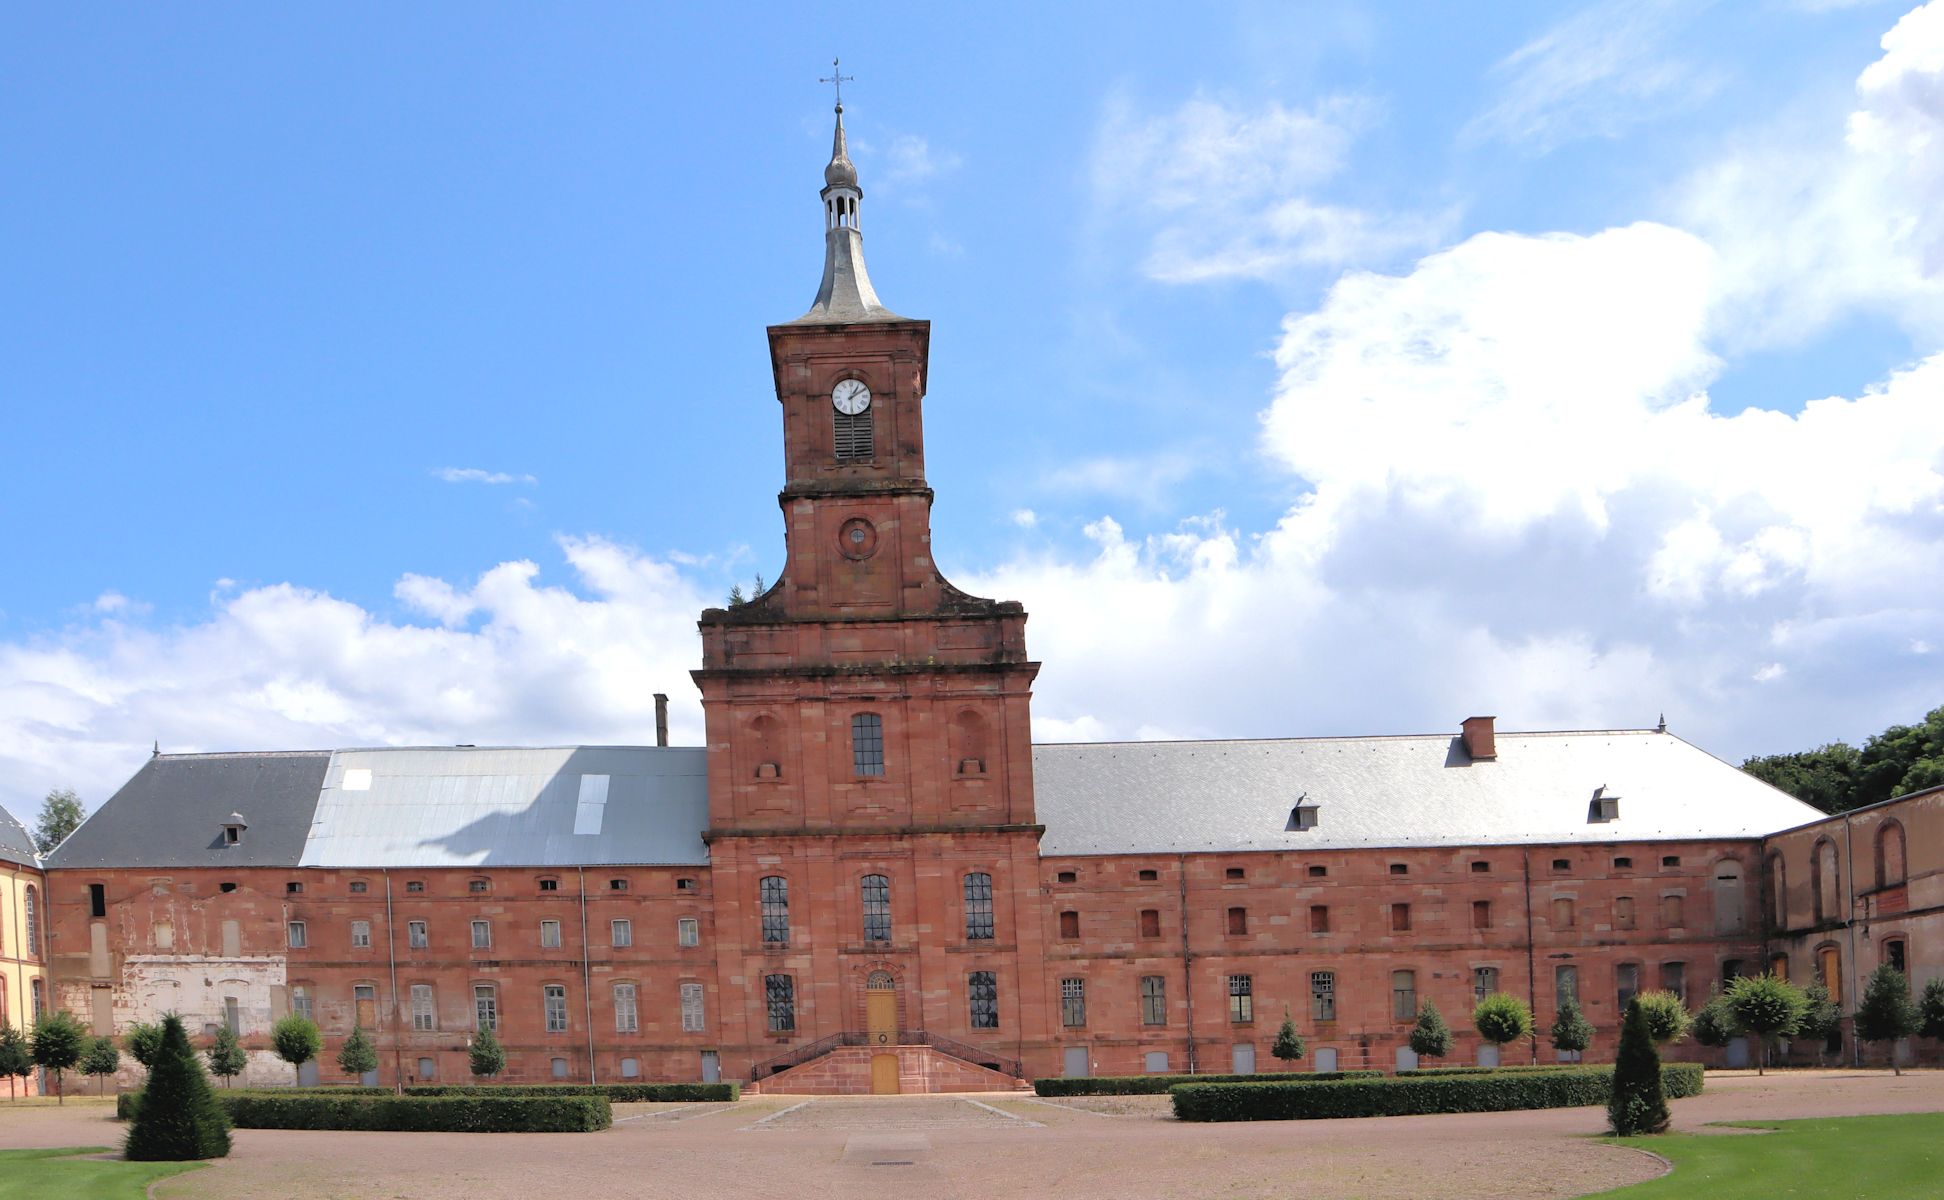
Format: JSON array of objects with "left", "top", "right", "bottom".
[{"left": 832, "top": 379, "right": 872, "bottom": 415}]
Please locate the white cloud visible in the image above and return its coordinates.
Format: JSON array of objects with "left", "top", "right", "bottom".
[
  {"left": 433, "top": 467, "right": 538, "bottom": 485},
  {"left": 1010, "top": 509, "right": 1039, "bottom": 529},
  {"left": 879, "top": 134, "right": 961, "bottom": 189}
]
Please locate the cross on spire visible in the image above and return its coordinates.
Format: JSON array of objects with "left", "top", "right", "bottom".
[{"left": 819, "top": 57, "right": 854, "bottom": 110}]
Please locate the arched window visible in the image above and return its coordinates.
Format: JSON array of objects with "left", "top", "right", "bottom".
[
  {"left": 1876, "top": 821, "right": 1907, "bottom": 889},
  {"left": 22, "top": 885, "right": 37, "bottom": 959},
  {"left": 963, "top": 872, "right": 994, "bottom": 941},
  {"left": 1812, "top": 838, "right": 1840, "bottom": 924},
  {"left": 860, "top": 875, "right": 891, "bottom": 943},
  {"left": 851, "top": 713, "right": 885, "bottom": 776},
  {"left": 1767, "top": 852, "right": 1788, "bottom": 930},
  {"left": 760, "top": 876, "right": 790, "bottom": 945},
  {"left": 950, "top": 709, "right": 988, "bottom": 776},
  {"left": 866, "top": 969, "right": 895, "bottom": 991},
  {"left": 1712, "top": 859, "right": 1745, "bottom": 934}
]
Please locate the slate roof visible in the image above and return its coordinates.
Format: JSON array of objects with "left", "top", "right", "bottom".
[
  {"left": 0, "top": 802, "right": 39, "bottom": 869},
  {"left": 1030, "top": 729, "right": 1825, "bottom": 856},
  {"left": 44, "top": 751, "right": 330, "bottom": 869},
  {"left": 300, "top": 746, "right": 709, "bottom": 869}
]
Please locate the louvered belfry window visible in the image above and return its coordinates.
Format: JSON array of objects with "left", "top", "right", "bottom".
[{"left": 834, "top": 407, "right": 874, "bottom": 462}]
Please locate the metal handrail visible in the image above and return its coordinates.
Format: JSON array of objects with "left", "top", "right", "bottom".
[{"left": 749, "top": 1029, "right": 1023, "bottom": 1081}]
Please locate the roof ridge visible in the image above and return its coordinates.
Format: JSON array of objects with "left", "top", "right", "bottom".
[{"left": 1031, "top": 728, "right": 1665, "bottom": 749}]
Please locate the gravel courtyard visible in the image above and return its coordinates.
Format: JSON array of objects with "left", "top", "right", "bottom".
[{"left": 0, "top": 1070, "right": 1935, "bottom": 1200}]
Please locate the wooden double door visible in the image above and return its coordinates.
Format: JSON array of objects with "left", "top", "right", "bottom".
[{"left": 867, "top": 974, "right": 899, "bottom": 1094}]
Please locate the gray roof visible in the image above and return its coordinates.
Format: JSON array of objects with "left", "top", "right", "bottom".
[
  {"left": 0, "top": 802, "right": 39, "bottom": 869},
  {"left": 45, "top": 751, "right": 330, "bottom": 869},
  {"left": 1031, "top": 730, "right": 1826, "bottom": 856},
  {"left": 786, "top": 110, "right": 908, "bottom": 326},
  {"left": 299, "top": 746, "right": 709, "bottom": 868}
]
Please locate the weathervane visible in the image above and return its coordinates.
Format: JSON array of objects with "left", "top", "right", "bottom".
[{"left": 819, "top": 57, "right": 854, "bottom": 109}]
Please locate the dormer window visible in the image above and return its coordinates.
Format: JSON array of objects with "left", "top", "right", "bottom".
[
  {"left": 1589, "top": 786, "right": 1621, "bottom": 823},
  {"left": 1288, "top": 803, "right": 1320, "bottom": 832},
  {"left": 219, "top": 812, "right": 247, "bottom": 846}
]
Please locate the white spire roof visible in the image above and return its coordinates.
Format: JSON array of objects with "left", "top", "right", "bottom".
[{"left": 788, "top": 105, "right": 908, "bottom": 325}]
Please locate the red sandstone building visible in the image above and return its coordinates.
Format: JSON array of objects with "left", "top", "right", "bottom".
[{"left": 36, "top": 107, "right": 1939, "bottom": 1093}]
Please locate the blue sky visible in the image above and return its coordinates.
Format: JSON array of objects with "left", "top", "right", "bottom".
[{"left": 5, "top": 2, "right": 1943, "bottom": 812}]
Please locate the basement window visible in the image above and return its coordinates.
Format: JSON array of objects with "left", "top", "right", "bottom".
[
  {"left": 539, "top": 878, "right": 561, "bottom": 892},
  {"left": 676, "top": 878, "right": 697, "bottom": 891},
  {"left": 220, "top": 882, "right": 237, "bottom": 894},
  {"left": 1389, "top": 863, "right": 1408, "bottom": 876},
  {"left": 286, "top": 882, "right": 303, "bottom": 895},
  {"left": 610, "top": 878, "right": 628, "bottom": 891},
  {"left": 469, "top": 878, "right": 490, "bottom": 894},
  {"left": 1057, "top": 871, "right": 1077, "bottom": 884},
  {"left": 1226, "top": 868, "right": 1245, "bottom": 881},
  {"left": 1613, "top": 856, "right": 1633, "bottom": 870},
  {"left": 349, "top": 881, "right": 368, "bottom": 894},
  {"left": 406, "top": 881, "right": 425, "bottom": 893},
  {"left": 1138, "top": 869, "right": 1158, "bottom": 881},
  {"left": 1470, "top": 861, "right": 1491, "bottom": 874},
  {"left": 1552, "top": 858, "right": 1571, "bottom": 872},
  {"left": 1307, "top": 865, "right": 1327, "bottom": 878},
  {"left": 1661, "top": 855, "right": 1681, "bottom": 868}
]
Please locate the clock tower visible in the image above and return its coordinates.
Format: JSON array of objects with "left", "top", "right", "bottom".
[{"left": 693, "top": 100, "right": 1050, "bottom": 1074}]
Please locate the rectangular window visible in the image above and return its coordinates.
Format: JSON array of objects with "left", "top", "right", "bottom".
[
  {"left": 473, "top": 984, "right": 498, "bottom": 1032},
  {"left": 1615, "top": 895, "right": 1636, "bottom": 929},
  {"left": 681, "top": 982, "right": 705, "bottom": 1033},
  {"left": 1227, "top": 907, "right": 1248, "bottom": 936},
  {"left": 613, "top": 983, "right": 639, "bottom": 1033},
  {"left": 223, "top": 996, "right": 240, "bottom": 1037},
  {"left": 1553, "top": 898, "right": 1575, "bottom": 928},
  {"left": 1138, "top": 869, "right": 1159, "bottom": 881},
  {"left": 89, "top": 883, "right": 106, "bottom": 917},
  {"left": 1226, "top": 867, "right": 1246, "bottom": 880},
  {"left": 411, "top": 984, "right": 435, "bottom": 1031},
  {"left": 1140, "top": 975, "right": 1167, "bottom": 1026},
  {"left": 611, "top": 919, "right": 632, "bottom": 948},
  {"left": 469, "top": 878, "right": 489, "bottom": 893},
  {"left": 1886, "top": 939, "right": 1907, "bottom": 974},
  {"left": 1389, "top": 863, "right": 1408, "bottom": 876},
  {"left": 1616, "top": 962, "right": 1640, "bottom": 1012},
  {"left": 350, "top": 881, "right": 368, "bottom": 894},
  {"left": 286, "top": 881, "right": 304, "bottom": 895},
  {"left": 1391, "top": 904, "right": 1411, "bottom": 932},
  {"left": 405, "top": 881, "right": 424, "bottom": 893},
  {"left": 861, "top": 874, "right": 891, "bottom": 942},
  {"left": 1473, "top": 966, "right": 1499, "bottom": 1002},
  {"left": 1392, "top": 970, "right": 1417, "bottom": 1021},
  {"left": 540, "top": 919, "right": 562, "bottom": 949},
  {"left": 1660, "top": 961, "right": 1686, "bottom": 1003},
  {"left": 1059, "top": 910, "right": 1080, "bottom": 940},
  {"left": 834, "top": 405, "right": 874, "bottom": 462},
  {"left": 677, "top": 917, "right": 699, "bottom": 947},
  {"left": 760, "top": 876, "right": 790, "bottom": 945},
  {"left": 292, "top": 987, "right": 314, "bottom": 1022},
  {"left": 1556, "top": 965, "right": 1579, "bottom": 1005},
  {"left": 1818, "top": 946, "right": 1842, "bottom": 1005},
  {"left": 1661, "top": 895, "right": 1685, "bottom": 928},
  {"left": 1661, "top": 855, "right": 1681, "bottom": 868},
  {"left": 765, "top": 975, "right": 795, "bottom": 1032},
  {"left": 287, "top": 921, "right": 307, "bottom": 949},
  {"left": 1470, "top": 861, "right": 1491, "bottom": 874},
  {"left": 539, "top": 878, "right": 560, "bottom": 892},
  {"left": 609, "top": 878, "right": 628, "bottom": 892},
  {"left": 1228, "top": 974, "right": 1254, "bottom": 1024},
  {"left": 408, "top": 920, "right": 428, "bottom": 949},
  {"left": 969, "top": 971, "right": 999, "bottom": 1030},
  {"left": 1307, "top": 865, "right": 1327, "bottom": 878},
  {"left": 544, "top": 984, "right": 569, "bottom": 1033},
  {"left": 1310, "top": 971, "right": 1336, "bottom": 1021},
  {"left": 1613, "top": 856, "right": 1633, "bottom": 870},
  {"left": 351, "top": 920, "right": 371, "bottom": 948},
  {"left": 1310, "top": 905, "right": 1329, "bottom": 934},
  {"left": 851, "top": 712, "right": 885, "bottom": 776},
  {"left": 1472, "top": 900, "right": 1492, "bottom": 929},
  {"left": 964, "top": 873, "right": 995, "bottom": 940},
  {"left": 471, "top": 920, "right": 491, "bottom": 949},
  {"left": 1060, "top": 978, "right": 1086, "bottom": 1027},
  {"left": 1139, "top": 908, "right": 1161, "bottom": 938}
]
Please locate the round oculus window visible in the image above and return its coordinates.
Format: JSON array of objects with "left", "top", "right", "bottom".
[{"left": 839, "top": 518, "right": 879, "bottom": 560}]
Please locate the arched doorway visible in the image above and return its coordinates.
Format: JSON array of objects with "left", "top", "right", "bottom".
[{"left": 865, "top": 971, "right": 898, "bottom": 1046}]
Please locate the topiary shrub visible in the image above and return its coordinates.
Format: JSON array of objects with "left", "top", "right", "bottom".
[
  {"left": 123, "top": 1022, "right": 164, "bottom": 1071},
  {"left": 81, "top": 1036, "right": 122, "bottom": 1095},
  {"left": 1799, "top": 982, "right": 1842, "bottom": 1064},
  {"left": 469, "top": 1027, "right": 506, "bottom": 1079},
  {"left": 271, "top": 1015, "right": 321, "bottom": 1085},
  {"left": 1633, "top": 991, "right": 1692, "bottom": 1046},
  {"left": 1410, "top": 1000, "right": 1453, "bottom": 1063},
  {"left": 206, "top": 1027, "right": 247, "bottom": 1088},
  {"left": 1551, "top": 994, "right": 1594, "bottom": 1061},
  {"left": 0, "top": 1024, "right": 33, "bottom": 1100},
  {"left": 1725, "top": 974, "right": 1807, "bottom": 1076},
  {"left": 1691, "top": 987, "right": 1736, "bottom": 1049},
  {"left": 336, "top": 1026, "right": 378, "bottom": 1081},
  {"left": 123, "top": 1014, "right": 231, "bottom": 1161},
  {"left": 1473, "top": 993, "right": 1534, "bottom": 1059},
  {"left": 1608, "top": 997, "right": 1669, "bottom": 1136},
  {"left": 29, "top": 1009, "right": 88, "bottom": 1104},
  {"left": 1854, "top": 965, "right": 1921, "bottom": 1075},
  {"left": 1271, "top": 1010, "right": 1305, "bottom": 1070},
  {"left": 1921, "top": 978, "right": 1944, "bottom": 1041}
]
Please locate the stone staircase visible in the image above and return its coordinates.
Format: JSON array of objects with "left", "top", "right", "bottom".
[{"left": 746, "top": 1038, "right": 1032, "bottom": 1096}]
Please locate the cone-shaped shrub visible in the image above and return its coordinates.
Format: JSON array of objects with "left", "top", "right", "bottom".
[
  {"left": 1271, "top": 1010, "right": 1305, "bottom": 1069},
  {"left": 336, "top": 1026, "right": 378, "bottom": 1080},
  {"left": 1855, "top": 965, "right": 1921, "bottom": 1075},
  {"left": 1607, "top": 998, "right": 1669, "bottom": 1137},
  {"left": 124, "top": 1014, "right": 231, "bottom": 1161},
  {"left": 470, "top": 1026, "right": 506, "bottom": 1078},
  {"left": 1551, "top": 994, "right": 1594, "bottom": 1058},
  {"left": 1409, "top": 1000, "right": 1453, "bottom": 1061}
]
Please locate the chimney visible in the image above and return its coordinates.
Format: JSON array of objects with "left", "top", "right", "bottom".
[
  {"left": 654, "top": 693, "right": 670, "bottom": 747},
  {"left": 1461, "top": 715, "right": 1497, "bottom": 761}
]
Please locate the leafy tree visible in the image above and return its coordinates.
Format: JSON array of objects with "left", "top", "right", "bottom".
[
  {"left": 80, "top": 1036, "right": 121, "bottom": 1094},
  {"left": 1633, "top": 991, "right": 1692, "bottom": 1046},
  {"left": 1743, "top": 705, "right": 1944, "bottom": 813},
  {"left": 0, "top": 1023, "right": 31, "bottom": 1100},
  {"left": 1607, "top": 998, "right": 1670, "bottom": 1136},
  {"left": 270, "top": 1015, "right": 321, "bottom": 1084},
  {"left": 1799, "top": 981, "right": 1843, "bottom": 1064},
  {"left": 1473, "top": 992, "right": 1535, "bottom": 1056},
  {"left": 1408, "top": 999, "right": 1453, "bottom": 1062},
  {"left": 205, "top": 1026, "right": 247, "bottom": 1088},
  {"left": 1550, "top": 993, "right": 1594, "bottom": 1060},
  {"left": 32, "top": 787, "right": 85, "bottom": 853},
  {"left": 1920, "top": 978, "right": 1944, "bottom": 1041},
  {"left": 124, "top": 1013, "right": 230, "bottom": 1161},
  {"left": 469, "top": 1026, "right": 506, "bottom": 1078},
  {"left": 1725, "top": 974, "right": 1808, "bottom": 1075},
  {"left": 1854, "top": 965, "right": 1921, "bottom": 1075},
  {"left": 30, "top": 1009, "right": 87, "bottom": 1103},
  {"left": 123, "top": 1022, "right": 164, "bottom": 1070},
  {"left": 1691, "top": 988, "right": 1736, "bottom": 1049},
  {"left": 1270, "top": 1009, "right": 1305, "bottom": 1069},
  {"left": 1741, "top": 744, "right": 1861, "bottom": 814},
  {"left": 335, "top": 1026, "right": 378, "bottom": 1080}
]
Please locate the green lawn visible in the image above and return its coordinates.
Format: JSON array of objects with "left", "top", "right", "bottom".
[
  {"left": 1593, "top": 1112, "right": 1944, "bottom": 1198},
  {"left": 0, "top": 1146, "right": 205, "bottom": 1199}
]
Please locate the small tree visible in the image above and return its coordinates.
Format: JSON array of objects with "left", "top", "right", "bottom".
[
  {"left": 124, "top": 1014, "right": 230, "bottom": 1161},
  {"left": 270, "top": 1015, "right": 321, "bottom": 1085},
  {"left": 1271, "top": 1009, "right": 1306, "bottom": 1070},
  {"left": 1724, "top": 974, "right": 1807, "bottom": 1076},
  {"left": 469, "top": 1026, "right": 506, "bottom": 1079},
  {"left": 1409, "top": 999, "right": 1453, "bottom": 1063},
  {"left": 206, "top": 1026, "right": 247, "bottom": 1088},
  {"left": 0, "top": 1024, "right": 31, "bottom": 1100},
  {"left": 1921, "top": 978, "right": 1944, "bottom": 1041},
  {"left": 1691, "top": 987, "right": 1736, "bottom": 1049},
  {"left": 335, "top": 1026, "right": 378, "bottom": 1081},
  {"left": 81, "top": 1036, "right": 121, "bottom": 1095},
  {"left": 1633, "top": 991, "right": 1692, "bottom": 1046},
  {"left": 1854, "top": 965, "right": 1921, "bottom": 1076},
  {"left": 1607, "top": 998, "right": 1670, "bottom": 1136},
  {"left": 123, "top": 1022, "right": 165, "bottom": 1071},
  {"left": 1799, "top": 982, "right": 1842, "bottom": 1065},
  {"left": 33, "top": 786, "right": 85, "bottom": 853},
  {"left": 30, "top": 1009, "right": 87, "bottom": 1104},
  {"left": 1473, "top": 992, "right": 1535, "bottom": 1061},
  {"left": 1551, "top": 993, "right": 1594, "bottom": 1061}
]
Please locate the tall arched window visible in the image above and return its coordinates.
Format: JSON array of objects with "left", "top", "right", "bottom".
[
  {"left": 1812, "top": 838, "right": 1840, "bottom": 924},
  {"left": 851, "top": 713, "right": 885, "bottom": 776},
  {"left": 1876, "top": 821, "right": 1907, "bottom": 889},
  {"left": 760, "top": 876, "right": 790, "bottom": 945},
  {"left": 1767, "top": 852, "right": 1788, "bottom": 930},
  {"left": 1712, "top": 859, "right": 1745, "bottom": 934},
  {"left": 860, "top": 875, "right": 891, "bottom": 943},
  {"left": 963, "top": 872, "right": 994, "bottom": 941},
  {"left": 22, "top": 885, "right": 37, "bottom": 959}
]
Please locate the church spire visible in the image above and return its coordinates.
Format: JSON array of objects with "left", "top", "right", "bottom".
[{"left": 789, "top": 68, "right": 906, "bottom": 325}]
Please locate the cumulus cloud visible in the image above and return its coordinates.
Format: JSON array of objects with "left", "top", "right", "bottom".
[{"left": 433, "top": 467, "right": 538, "bottom": 485}]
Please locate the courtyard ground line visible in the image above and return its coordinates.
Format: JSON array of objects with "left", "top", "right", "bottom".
[
  {"left": 614, "top": 1103, "right": 697, "bottom": 1124},
  {"left": 961, "top": 1097, "right": 1042, "bottom": 1126},
  {"left": 741, "top": 1099, "right": 813, "bottom": 1130},
  {"left": 1019, "top": 1096, "right": 1118, "bottom": 1118}
]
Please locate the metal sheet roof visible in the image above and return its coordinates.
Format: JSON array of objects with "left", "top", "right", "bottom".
[
  {"left": 0, "top": 802, "right": 39, "bottom": 869},
  {"left": 45, "top": 752, "right": 330, "bottom": 869},
  {"left": 1031, "top": 730, "right": 1825, "bottom": 856},
  {"left": 299, "top": 746, "right": 709, "bottom": 868}
]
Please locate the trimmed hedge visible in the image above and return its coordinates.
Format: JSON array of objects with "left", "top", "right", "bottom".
[
  {"left": 1404, "top": 1065, "right": 1582, "bottom": 1077},
  {"left": 1035, "top": 1070, "right": 1382, "bottom": 1097},
  {"left": 119, "top": 1090, "right": 611, "bottom": 1131},
  {"left": 404, "top": 1082, "right": 738, "bottom": 1102},
  {"left": 1172, "top": 1064, "right": 1704, "bottom": 1122},
  {"left": 118, "top": 1087, "right": 390, "bottom": 1120}
]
